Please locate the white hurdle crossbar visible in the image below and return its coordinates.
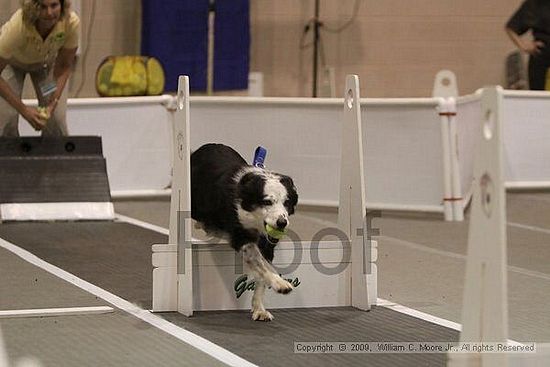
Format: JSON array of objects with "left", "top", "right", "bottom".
[{"left": 152, "top": 74, "right": 375, "bottom": 314}]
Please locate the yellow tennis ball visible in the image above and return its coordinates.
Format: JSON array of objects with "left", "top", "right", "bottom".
[
  {"left": 37, "top": 107, "right": 50, "bottom": 120},
  {"left": 265, "top": 224, "right": 286, "bottom": 240}
]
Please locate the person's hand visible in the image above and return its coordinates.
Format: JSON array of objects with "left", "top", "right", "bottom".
[
  {"left": 21, "top": 106, "right": 47, "bottom": 131},
  {"left": 46, "top": 97, "right": 58, "bottom": 117},
  {"left": 522, "top": 39, "right": 545, "bottom": 55}
]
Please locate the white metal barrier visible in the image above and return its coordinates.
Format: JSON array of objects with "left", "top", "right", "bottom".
[
  {"left": 453, "top": 92, "right": 481, "bottom": 218},
  {"left": 21, "top": 85, "right": 460, "bottom": 220},
  {"left": 363, "top": 98, "right": 451, "bottom": 216},
  {"left": 189, "top": 97, "right": 342, "bottom": 207},
  {"left": 19, "top": 80, "right": 550, "bottom": 221},
  {"left": 443, "top": 88, "right": 550, "bottom": 222},
  {"left": 190, "top": 96, "right": 455, "bottom": 218},
  {"left": 501, "top": 90, "right": 550, "bottom": 189},
  {"left": 151, "top": 75, "right": 376, "bottom": 314},
  {"left": 20, "top": 96, "right": 175, "bottom": 196}
]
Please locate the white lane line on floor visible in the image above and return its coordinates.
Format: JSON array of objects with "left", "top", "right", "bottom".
[
  {"left": 377, "top": 298, "right": 524, "bottom": 346},
  {"left": 508, "top": 265, "right": 550, "bottom": 282},
  {"left": 0, "top": 238, "right": 257, "bottom": 367},
  {"left": 293, "top": 213, "right": 337, "bottom": 229},
  {"left": 114, "top": 214, "right": 221, "bottom": 244},
  {"left": 300, "top": 207, "right": 550, "bottom": 237},
  {"left": 508, "top": 221, "right": 550, "bottom": 236},
  {"left": 380, "top": 235, "right": 466, "bottom": 260},
  {"left": 380, "top": 235, "right": 550, "bottom": 282},
  {"left": 377, "top": 298, "right": 462, "bottom": 331},
  {"left": 0, "top": 306, "right": 114, "bottom": 319},
  {"left": 114, "top": 213, "right": 169, "bottom": 235}
]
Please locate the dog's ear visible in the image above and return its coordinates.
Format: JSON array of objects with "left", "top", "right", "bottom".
[
  {"left": 280, "top": 175, "right": 298, "bottom": 215},
  {"left": 238, "top": 172, "right": 265, "bottom": 211}
]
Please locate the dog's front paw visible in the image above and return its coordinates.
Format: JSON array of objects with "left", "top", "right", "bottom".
[
  {"left": 252, "top": 309, "right": 274, "bottom": 321},
  {"left": 271, "top": 277, "right": 293, "bottom": 294}
]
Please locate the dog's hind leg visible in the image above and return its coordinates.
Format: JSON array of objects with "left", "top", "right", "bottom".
[
  {"left": 251, "top": 280, "right": 274, "bottom": 321},
  {"left": 241, "top": 243, "right": 293, "bottom": 295}
]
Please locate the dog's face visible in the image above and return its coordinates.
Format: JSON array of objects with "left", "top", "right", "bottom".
[{"left": 236, "top": 169, "right": 298, "bottom": 235}]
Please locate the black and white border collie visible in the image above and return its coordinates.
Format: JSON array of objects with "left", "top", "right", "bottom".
[{"left": 191, "top": 143, "right": 298, "bottom": 321}]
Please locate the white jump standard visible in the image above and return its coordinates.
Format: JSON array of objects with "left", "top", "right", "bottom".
[
  {"left": 448, "top": 87, "right": 508, "bottom": 367},
  {"left": 449, "top": 86, "right": 550, "bottom": 367},
  {"left": 152, "top": 75, "right": 377, "bottom": 317}
]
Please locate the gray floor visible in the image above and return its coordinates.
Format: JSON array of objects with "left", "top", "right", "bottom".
[
  {"left": 0, "top": 246, "right": 228, "bottom": 367},
  {"left": 162, "top": 307, "right": 456, "bottom": 367},
  {"left": 1, "top": 191, "right": 549, "bottom": 366},
  {"left": 114, "top": 192, "right": 550, "bottom": 343},
  {"left": 0, "top": 217, "right": 459, "bottom": 367}
]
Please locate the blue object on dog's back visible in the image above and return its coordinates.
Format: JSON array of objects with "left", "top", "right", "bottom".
[
  {"left": 252, "top": 146, "right": 275, "bottom": 252},
  {"left": 253, "top": 146, "right": 267, "bottom": 168}
]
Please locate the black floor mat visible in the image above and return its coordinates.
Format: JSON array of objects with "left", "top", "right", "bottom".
[
  {"left": 1, "top": 221, "right": 459, "bottom": 367},
  {"left": 162, "top": 307, "right": 458, "bottom": 367},
  {"left": 0, "top": 221, "right": 166, "bottom": 308}
]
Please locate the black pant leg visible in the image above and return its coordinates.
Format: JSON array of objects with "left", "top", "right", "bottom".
[{"left": 528, "top": 54, "right": 550, "bottom": 90}]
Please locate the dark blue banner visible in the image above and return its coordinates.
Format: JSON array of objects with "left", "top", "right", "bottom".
[{"left": 141, "top": 0, "right": 250, "bottom": 92}]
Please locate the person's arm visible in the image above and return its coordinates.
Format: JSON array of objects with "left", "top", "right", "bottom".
[
  {"left": 505, "top": 27, "right": 545, "bottom": 55},
  {"left": 46, "top": 47, "right": 77, "bottom": 115},
  {"left": 505, "top": 0, "right": 545, "bottom": 55},
  {"left": 0, "top": 57, "right": 46, "bottom": 130}
]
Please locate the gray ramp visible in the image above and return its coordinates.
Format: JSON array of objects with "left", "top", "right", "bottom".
[
  {"left": 0, "top": 137, "right": 113, "bottom": 221},
  {"left": 0, "top": 136, "right": 104, "bottom": 156},
  {"left": 0, "top": 158, "right": 111, "bottom": 203},
  {"left": 0, "top": 136, "right": 111, "bottom": 203}
]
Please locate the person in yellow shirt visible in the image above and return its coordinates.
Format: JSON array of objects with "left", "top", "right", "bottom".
[{"left": 0, "top": 0, "right": 80, "bottom": 136}]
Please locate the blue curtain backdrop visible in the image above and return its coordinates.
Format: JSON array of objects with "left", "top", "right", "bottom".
[{"left": 141, "top": 0, "right": 250, "bottom": 92}]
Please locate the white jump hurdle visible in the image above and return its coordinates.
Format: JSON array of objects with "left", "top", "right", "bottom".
[
  {"left": 152, "top": 75, "right": 376, "bottom": 314},
  {"left": 449, "top": 86, "right": 550, "bottom": 366}
]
